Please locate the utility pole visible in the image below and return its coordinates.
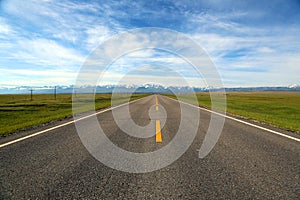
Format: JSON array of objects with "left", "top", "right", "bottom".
[
  {"left": 54, "top": 86, "right": 57, "bottom": 100},
  {"left": 30, "top": 88, "right": 33, "bottom": 101}
]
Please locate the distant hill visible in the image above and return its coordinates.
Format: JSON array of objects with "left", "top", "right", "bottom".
[{"left": 0, "top": 84, "right": 299, "bottom": 94}]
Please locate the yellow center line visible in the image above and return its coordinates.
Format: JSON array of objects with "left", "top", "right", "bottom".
[
  {"left": 156, "top": 120, "right": 162, "bottom": 142},
  {"left": 155, "top": 95, "right": 162, "bottom": 142},
  {"left": 156, "top": 95, "right": 159, "bottom": 111}
]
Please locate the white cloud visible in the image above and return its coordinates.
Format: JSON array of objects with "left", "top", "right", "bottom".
[
  {"left": 0, "top": 68, "right": 78, "bottom": 86},
  {"left": 0, "top": 23, "right": 12, "bottom": 35},
  {"left": 99, "top": 71, "right": 206, "bottom": 87},
  {"left": 85, "top": 26, "right": 113, "bottom": 50},
  {"left": 14, "top": 39, "right": 84, "bottom": 67},
  {"left": 0, "top": 68, "right": 77, "bottom": 77},
  {"left": 0, "top": 0, "right": 299, "bottom": 88},
  {"left": 256, "top": 47, "right": 275, "bottom": 53},
  {"left": 0, "top": 18, "right": 16, "bottom": 41}
]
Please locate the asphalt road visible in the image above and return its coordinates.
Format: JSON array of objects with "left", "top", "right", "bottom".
[{"left": 0, "top": 95, "right": 299, "bottom": 199}]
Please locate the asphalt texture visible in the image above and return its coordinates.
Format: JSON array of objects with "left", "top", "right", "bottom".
[{"left": 0, "top": 95, "right": 299, "bottom": 199}]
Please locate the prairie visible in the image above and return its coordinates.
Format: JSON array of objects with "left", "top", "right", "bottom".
[
  {"left": 0, "top": 93, "right": 148, "bottom": 136},
  {"left": 165, "top": 92, "right": 300, "bottom": 132}
]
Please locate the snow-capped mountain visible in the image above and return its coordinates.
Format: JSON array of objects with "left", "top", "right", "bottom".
[{"left": 0, "top": 84, "right": 299, "bottom": 94}]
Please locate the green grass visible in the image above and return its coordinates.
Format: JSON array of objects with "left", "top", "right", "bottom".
[
  {"left": 2, "top": 92, "right": 299, "bottom": 136},
  {"left": 165, "top": 92, "right": 300, "bottom": 132},
  {"left": 0, "top": 93, "right": 148, "bottom": 136}
]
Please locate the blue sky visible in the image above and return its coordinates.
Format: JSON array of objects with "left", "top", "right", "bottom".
[{"left": 0, "top": 0, "right": 299, "bottom": 87}]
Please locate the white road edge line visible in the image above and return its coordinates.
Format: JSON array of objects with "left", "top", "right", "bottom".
[
  {"left": 164, "top": 95, "right": 300, "bottom": 142},
  {"left": 0, "top": 96, "right": 150, "bottom": 148}
]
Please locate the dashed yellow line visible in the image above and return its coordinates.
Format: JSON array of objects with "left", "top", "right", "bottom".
[
  {"left": 155, "top": 95, "right": 162, "bottom": 142},
  {"left": 155, "top": 120, "right": 162, "bottom": 142},
  {"left": 156, "top": 96, "right": 159, "bottom": 110}
]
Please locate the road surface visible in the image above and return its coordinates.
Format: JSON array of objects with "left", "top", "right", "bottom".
[{"left": 0, "top": 95, "right": 299, "bottom": 199}]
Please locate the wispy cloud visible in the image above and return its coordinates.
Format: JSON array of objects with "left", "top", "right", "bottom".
[
  {"left": 0, "top": 19, "right": 12, "bottom": 35},
  {"left": 14, "top": 39, "right": 84, "bottom": 66},
  {"left": 0, "top": 0, "right": 299, "bottom": 87},
  {"left": 0, "top": 67, "right": 77, "bottom": 86}
]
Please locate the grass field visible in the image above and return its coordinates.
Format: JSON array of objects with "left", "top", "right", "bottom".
[
  {"left": 1, "top": 92, "right": 299, "bottom": 136},
  {"left": 165, "top": 92, "right": 300, "bottom": 132},
  {"left": 0, "top": 93, "right": 148, "bottom": 136}
]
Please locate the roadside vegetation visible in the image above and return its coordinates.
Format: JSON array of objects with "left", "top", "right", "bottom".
[
  {"left": 0, "top": 93, "right": 148, "bottom": 136},
  {"left": 165, "top": 92, "right": 300, "bottom": 132},
  {"left": 1, "top": 92, "right": 299, "bottom": 136}
]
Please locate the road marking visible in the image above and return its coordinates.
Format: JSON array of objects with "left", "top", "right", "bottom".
[
  {"left": 156, "top": 95, "right": 159, "bottom": 111},
  {"left": 155, "top": 95, "right": 162, "bottom": 142},
  {"left": 0, "top": 96, "right": 151, "bottom": 148},
  {"left": 156, "top": 120, "right": 162, "bottom": 142},
  {"left": 164, "top": 96, "right": 300, "bottom": 142}
]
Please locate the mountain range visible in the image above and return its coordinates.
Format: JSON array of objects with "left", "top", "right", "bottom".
[{"left": 0, "top": 84, "right": 299, "bottom": 94}]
